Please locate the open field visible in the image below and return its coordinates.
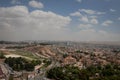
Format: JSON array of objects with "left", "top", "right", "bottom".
[
  {"left": 8, "top": 50, "right": 40, "bottom": 60},
  {"left": 5, "top": 54, "right": 22, "bottom": 58},
  {"left": 5, "top": 54, "right": 34, "bottom": 60}
]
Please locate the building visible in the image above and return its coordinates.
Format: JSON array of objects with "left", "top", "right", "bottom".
[
  {"left": 0, "top": 67, "right": 5, "bottom": 80},
  {"left": 63, "top": 56, "right": 76, "bottom": 65}
]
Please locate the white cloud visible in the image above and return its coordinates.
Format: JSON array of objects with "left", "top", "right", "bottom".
[
  {"left": 76, "top": 0, "right": 82, "bottom": 3},
  {"left": 80, "top": 16, "right": 89, "bottom": 22},
  {"left": 78, "top": 24, "right": 92, "bottom": 29},
  {"left": 90, "top": 18, "right": 98, "bottom": 24},
  {"left": 79, "top": 9, "right": 106, "bottom": 15},
  {"left": 11, "top": 0, "right": 21, "bottom": 4},
  {"left": 97, "top": 12, "right": 106, "bottom": 15},
  {"left": 29, "top": 0, "right": 44, "bottom": 8},
  {"left": 102, "top": 20, "right": 113, "bottom": 26},
  {"left": 110, "top": 9, "right": 116, "bottom": 12},
  {"left": 30, "top": 10, "right": 71, "bottom": 29},
  {"left": 0, "top": 6, "right": 71, "bottom": 41},
  {"left": 79, "top": 9, "right": 96, "bottom": 15},
  {"left": 0, "top": 6, "right": 29, "bottom": 18},
  {"left": 0, "top": 6, "right": 119, "bottom": 41},
  {"left": 79, "top": 15, "right": 99, "bottom": 24},
  {"left": 70, "top": 11, "right": 82, "bottom": 17},
  {"left": 70, "top": 9, "right": 100, "bottom": 24},
  {"left": 90, "top": 16, "right": 98, "bottom": 19}
]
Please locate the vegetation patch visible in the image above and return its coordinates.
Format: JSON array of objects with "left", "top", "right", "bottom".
[
  {"left": 47, "top": 64, "right": 120, "bottom": 80},
  {"left": 5, "top": 57, "right": 41, "bottom": 71},
  {"left": 0, "top": 51, "right": 5, "bottom": 59}
]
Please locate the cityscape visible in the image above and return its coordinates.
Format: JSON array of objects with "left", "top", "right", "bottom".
[
  {"left": 0, "top": 0, "right": 120, "bottom": 80},
  {"left": 0, "top": 41, "right": 120, "bottom": 80}
]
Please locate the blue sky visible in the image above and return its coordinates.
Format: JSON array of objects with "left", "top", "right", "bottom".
[{"left": 0, "top": 0, "right": 120, "bottom": 41}]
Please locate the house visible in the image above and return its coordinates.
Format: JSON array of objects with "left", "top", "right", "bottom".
[
  {"left": 28, "top": 73, "right": 35, "bottom": 80},
  {"left": 0, "top": 67, "right": 6, "bottom": 80},
  {"left": 63, "top": 56, "right": 76, "bottom": 65}
]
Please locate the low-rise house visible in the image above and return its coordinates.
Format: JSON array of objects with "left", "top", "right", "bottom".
[
  {"left": 63, "top": 56, "right": 77, "bottom": 65},
  {"left": 74, "top": 61, "right": 83, "bottom": 69},
  {"left": 28, "top": 73, "right": 35, "bottom": 80},
  {"left": 0, "top": 67, "right": 6, "bottom": 80}
]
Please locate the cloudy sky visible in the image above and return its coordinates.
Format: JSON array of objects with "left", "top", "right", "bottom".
[{"left": 0, "top": 0, "right": 120, "bottom": 41}]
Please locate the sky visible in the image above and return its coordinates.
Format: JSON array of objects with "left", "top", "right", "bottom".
[{"left": 0, "top": 0, "right": 120, "bottom": 41}]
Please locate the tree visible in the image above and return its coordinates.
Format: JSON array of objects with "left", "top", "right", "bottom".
[
  {"left": 47, "top": 65, "right": 88, "bottom": 80},
  {"left": 5, "top": 57, "right": 35, "bottom": 71},
  {"left": 9, "top": 74, "right": 13, "bottom": 80},
  {"left": 0, "top": 51, "right": 5, "bottom": 59}
]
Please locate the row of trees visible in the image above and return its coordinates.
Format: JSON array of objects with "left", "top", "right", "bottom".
[
  {"left": 47, "top": 64, "right": 120, "bottom": 80},
  {"left": 47, "top": 65, "right": 84, "bottom": 80},
  {"left": 0, "top": 51, "right": 5, "bottom": 59},
  {"left": 43, "top": 59, "right": 52, "bottom": 67},
  {"left": 5, "top": 57, "right": 41, "bottom": 71}
]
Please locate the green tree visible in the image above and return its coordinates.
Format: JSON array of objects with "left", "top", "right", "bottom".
[
  {"left": 9, "top": 75, "right": 13, "bottom": 80},
  {"left": 0, "top": 51, "right": 5, "bottom": 59}
]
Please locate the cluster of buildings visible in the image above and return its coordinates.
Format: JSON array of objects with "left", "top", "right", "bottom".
[
  {"left": 51, "top": 43, "right": 120, "bottom": 69},
  {"left": 0, "top": 42, "right": 120, "bottom": 80}
]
